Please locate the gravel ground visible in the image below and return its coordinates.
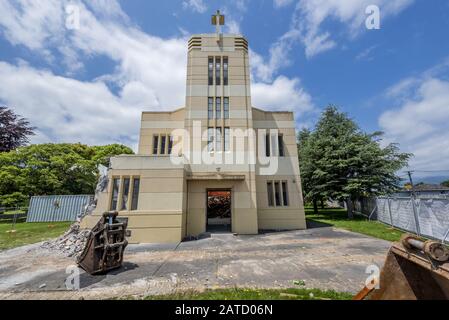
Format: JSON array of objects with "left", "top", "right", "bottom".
[{"left": 0, "top": 224, "right": 391, "bottom": 300}]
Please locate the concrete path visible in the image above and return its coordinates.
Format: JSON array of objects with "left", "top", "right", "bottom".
[{"left": 0, "top": 224, "right": 391, "bottom": 299}]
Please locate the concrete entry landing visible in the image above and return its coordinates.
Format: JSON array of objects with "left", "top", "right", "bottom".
[{"left": 0, "top": 225, "right": 391, "bottom": 299}]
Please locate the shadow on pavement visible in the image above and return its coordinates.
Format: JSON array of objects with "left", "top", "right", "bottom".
[{"left": 306, "top": 219, "right": 333, "bottom": 229}]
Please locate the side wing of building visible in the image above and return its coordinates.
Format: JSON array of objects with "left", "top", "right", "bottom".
[{"left": 253, "top": 108, "right": 306, "bottom": 230}]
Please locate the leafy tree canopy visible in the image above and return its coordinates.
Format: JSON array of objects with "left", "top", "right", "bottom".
[
  {"left": 442, "top": 180, "right": 449, "bottom": 188},
  {"left": 0, "top": 143, "right": 133, "bottom": 207},
  {"left": 298, "top": 106, "right": 411, "bottom": 215},
  {"left": 0, "top": 106, "right": 35, "bottom": 152}
]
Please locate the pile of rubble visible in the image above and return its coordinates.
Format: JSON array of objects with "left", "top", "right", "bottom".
[{"left": 42, "top": 223, "right": 91, "bottom": 258}]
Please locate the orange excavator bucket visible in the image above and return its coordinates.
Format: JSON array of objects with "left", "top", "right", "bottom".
[{"left": 355, "top": 234, "right": 449, "bottom": 300}]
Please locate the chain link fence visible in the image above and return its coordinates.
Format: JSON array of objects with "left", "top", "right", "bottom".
[{"left": 355, "top": 197, "right": 449, "bottom": 243}]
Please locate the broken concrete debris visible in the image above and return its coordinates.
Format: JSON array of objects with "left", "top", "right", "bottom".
[{"left": 41, "top": 222, "right": 91, "bottom": 258}]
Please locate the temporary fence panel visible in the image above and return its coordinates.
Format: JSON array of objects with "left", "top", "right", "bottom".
[
  {"left": 27, "top": 195, "right": 94, "bottom": 222},
  {"left": 416, "top": 198, "right": 449, "bottom": 242},
  {"left": 374, "top": 197, "right": 449, "bottom": 243}
]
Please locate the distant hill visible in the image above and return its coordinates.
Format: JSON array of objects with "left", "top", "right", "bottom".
[{"left": 414, "top": 176, "right": 449, "bottom": 185}]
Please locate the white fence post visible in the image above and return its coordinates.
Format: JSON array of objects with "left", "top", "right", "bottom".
[
  {"left": 387, "top": 198, "right": 394, "bottom": 227},
  {"left": 411, "top": 198, "right": 421, "bottom": 236}
]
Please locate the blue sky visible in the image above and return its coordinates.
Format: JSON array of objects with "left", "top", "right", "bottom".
[{"left": 0, "top": 0, "right": 448, "bottom": 180}]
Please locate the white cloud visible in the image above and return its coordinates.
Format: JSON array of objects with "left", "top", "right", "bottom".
[
  {"left": 226, "top": 19, "right": 242, "bottom": 34},
  {"left": 290, "top": 0, "right": 414, "bottom": 58},
  {"left": 252, "top": 76, "right": 314, "bottom": 121},
  {"left": 182, "top": 0, "right": 207, "bottom": 14},
  {"left": 0, "top": 61, "right": 141, "bottom": 146},
  {"left": 274, "top": 0, "right": 295, "bottom": 8},
  {"left": 0, "top": 0, "right": 64, "bottom": 51},
  {"left": 0, "top": 0, "right": 189, "bottom": 109},
  {"left": 355, "top": 45, "right": 378, "bottom": 61},
  {"left": 379, "top": 78, "right": 449, "bottom": 171},
  {"left": 250, "top": 29, "right": 300, "bottom": 82}
]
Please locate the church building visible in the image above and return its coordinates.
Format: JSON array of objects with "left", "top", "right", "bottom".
[{"left": 82, "top": 11, "right": 306, "bottom": 243}]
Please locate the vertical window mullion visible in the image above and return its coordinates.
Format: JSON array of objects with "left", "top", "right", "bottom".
[
  {"left": 271, "top": 134, "right": 278, "bottom": 157},
  {"left": 128, "top": 177, "right": 134, "bottom": 210},
  {"left": 208, "top": 127, "right": 214, "bottom": 152},
  {"left": 274, "top": 181, "right": 281, "bottom": 206},
  {"left": 224, "top": 127, "right": 230, "bottom": 152},
  {"left": 160, "top": 135, "right": 166, "bottom": 155},
  {"left": 116, "top": 177, "right": 124, "bottom": 211},
  {"left": 216, "top": 127, "right": 222, "bottom": 152},
  {"left": 168, "top": 135, "right": 174, "bottom": 154},
  {"left": 121, "top": 177, "right": 130, "bottom": 211}
]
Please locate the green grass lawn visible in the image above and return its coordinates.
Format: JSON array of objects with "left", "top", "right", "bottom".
[
  {"left": 144, "top": 288, "right": 352, "bottom": 300},
  {"left": 0, "top": 221, "right": 72, "bottom": 251},
  {"left": 306, "top": 207, "right": 404, "bottom": 242}
]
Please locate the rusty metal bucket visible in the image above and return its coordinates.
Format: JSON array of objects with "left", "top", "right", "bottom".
[
  {"left": 355, "top": 234, "right": 449, "bottom": 300},
  {"left": 77, "top": 211, "right": 130, "bottom": 275}
]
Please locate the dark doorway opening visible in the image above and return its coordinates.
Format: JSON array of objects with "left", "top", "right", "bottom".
[{"left": 207, "top": 190, "right": 231, "bottom": 232}]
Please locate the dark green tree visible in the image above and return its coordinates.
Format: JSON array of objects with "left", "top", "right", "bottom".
[
  {"left": 442, "top": 180, "right": 449, "bottom": 188},
  {"left": 0, "top": 106, "right": 35, "bottom": 152},
  {"left": 297, "top": 106, "right": 411, "bottom": 217},
  {"left": 0, "top": 143, "right": 133, "bottom": 207}
]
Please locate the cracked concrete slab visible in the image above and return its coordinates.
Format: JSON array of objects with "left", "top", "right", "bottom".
[{"left": 0, "top": 225, "right": 391, "bottom": 300}]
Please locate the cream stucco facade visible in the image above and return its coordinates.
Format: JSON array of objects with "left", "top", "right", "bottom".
[{"left": 81, "top": 30, "right": 306, "bottom": 243}]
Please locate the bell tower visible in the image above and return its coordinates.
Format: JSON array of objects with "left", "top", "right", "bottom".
[
  {"left": 184, "top": 10, "right": 254, "bottom": 163},
  {"left": 183, "top": 10, "right": 259, "bottom": 235}
]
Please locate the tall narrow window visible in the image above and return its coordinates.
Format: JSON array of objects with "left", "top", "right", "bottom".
[
  {"left": 152, "top": 135, "right": 159, "bottom": 155},
  {"left": 278, "top": 135, "right": 285, "bottom": 157},
  {"left": 121, "top": 178, "right": 130, "bottom": 210},
  {"left": 208, "top": 57, "right": 214, "bottom": 85},
  {"left": 224, "top": 127, "right": 230, "bottom": 152},
  {"left": 168, "top": 135, "right": 174, "bottom": 154},
  {"left": 216, "top": 127, "right": 222, "bottom": 152},
  {"left": 208, "top": 127, "right": 214, "bottom": 152},
  {"left": 274, "top": 182, "right": 281, "bottom": 206},
  {"left": 223, "top": 57, "right": 228, "bottom": 86},
  {"left": 208, "top": 97, "right": 214, "bottom": 119},
  {"left": 160, "top": 135, "right": 166, "bottom": 155},
  {"left": 131, "top": 178, "right": 140, "bottom": 211},
  {"left": 216, "top": 97, "right": 221, "bottom": 119},
  {"left": 282, "top": 182, "right": 289, "bottom": 206},
  {"left": 267, "top": 182, "right": 274, "bottom": 207},
  {"left": 224, "top": 97, "right": 229, "bottom": 119},
  {"left": 110, "top": 178, "right": 120, "bottom": 211},
  {"left": 215, "top": 57, "right": 221, "bottom": 86},
  {"left": 265, "top": 134, "right": 271, "bottom": 157}
]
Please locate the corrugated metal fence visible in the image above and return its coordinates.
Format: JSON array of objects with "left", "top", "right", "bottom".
[
  {"left": 355, "top": 197, "right": 449, "bottom": 243},
  {"left": 27, "top": 195, "right": 94, "bottom": 222}
]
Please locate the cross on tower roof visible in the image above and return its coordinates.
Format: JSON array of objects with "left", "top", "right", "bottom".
[
  {"left": 211, "top": 10, "right": 225, "bottom": 27},
  {"left": 211, "top": 10, "right": 225, "bottom": 37}
]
